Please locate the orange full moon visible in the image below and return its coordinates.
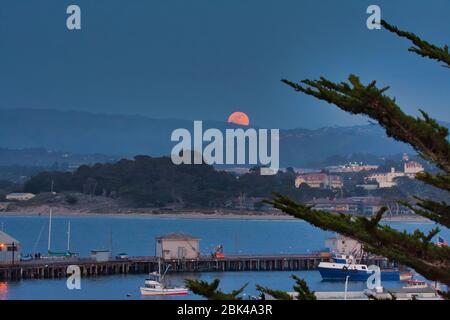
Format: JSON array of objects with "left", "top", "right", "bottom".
[{"left": 227, "top": 111, "right": 250, "bottom": 126}]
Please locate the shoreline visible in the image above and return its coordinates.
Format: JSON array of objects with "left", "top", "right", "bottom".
[
  {"left": 0, "top": 210, "right": 296, "bottom": 221},
  {"left": 0, "top": 209, "right": 432, "bottom": 222}
]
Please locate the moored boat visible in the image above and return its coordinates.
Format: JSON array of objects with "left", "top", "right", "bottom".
[
  {"left": 140, "top": 260, "right": 189, "bottom": 296},
  {"left": 402, "top": 279, "right": 428, "bottom": 289},
  {"left": 318, "top": 254, "right": 400, "bottom": 281},
  {"left": 140, "top": 278, "right": 189, "bottom": 296}
]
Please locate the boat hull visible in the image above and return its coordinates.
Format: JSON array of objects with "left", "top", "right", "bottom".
[
  {"left": 140, "top": 287, "right": 189, "bottom": 296},
  {"left": 319, "top": 267, "right": 400, "bottom": 281}
]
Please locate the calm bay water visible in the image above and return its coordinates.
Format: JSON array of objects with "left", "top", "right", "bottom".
[{"left": 0, "top": 215, "right": 447, "bottom": 300}]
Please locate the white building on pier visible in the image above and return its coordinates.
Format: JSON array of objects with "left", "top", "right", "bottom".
[{"left": 0, "top": 231, "right": 21, "bottom": 264}]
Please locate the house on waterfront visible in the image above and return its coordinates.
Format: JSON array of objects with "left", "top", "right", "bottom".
[
  {"left": 226, "top": 196, "right": 272, "bottom": 211},
  {"left": 366, "top": 155, "right": 424, "bottom": 188},
  {"left": 295, "top": 173, "right": 343, "bottom": 189},
  {"left": 327, "top": 163, "right": 379, "bottom": 173},
  {"left": 404, "top": 161, "right": 424, "bottom": 177},
  {"left": 366, "top": 168, "right": 405, "bottom": 188},
  {"left": 0, "top": 231, "right": 21, "bottom": 265},
  {"left": 5, "top": 193, "right": 35, "bottom": 201},
  {"left": 156, "top": 233, "right": 200, "bottom": 260},
  {"left": 309, "top": 197, "right": 385, "bottom": 216},
  {"left": 310, "top": 196, "right": 414, "bottom": 216}
]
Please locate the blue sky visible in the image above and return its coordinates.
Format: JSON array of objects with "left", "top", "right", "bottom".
[{"left": 0, "top": 0, "right": 449, "bottom": 129}]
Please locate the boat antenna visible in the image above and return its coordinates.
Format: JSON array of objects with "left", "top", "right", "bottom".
[
  {"left": 161, "top": 264, "right": 171, "bottom": 283},
  {"left": 109, "top": 227, "right": 113, "bottom": 252},
  {"left": 47, "top": 208, "right": 52, "bottom": 252}
]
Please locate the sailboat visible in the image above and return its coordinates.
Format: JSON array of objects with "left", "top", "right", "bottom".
[
  {"left": 44, "top": 208, "right": 78, "bottom": 258},
  {"left": 140, "top": 259, "right": 188, "bottom": 296}
]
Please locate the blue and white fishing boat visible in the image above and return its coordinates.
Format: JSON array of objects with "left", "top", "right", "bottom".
[{"left": 318, "top": 254, "right": 400, "bottom": 281}]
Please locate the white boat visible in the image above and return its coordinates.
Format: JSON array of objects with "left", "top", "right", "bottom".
[
  {"left": 140, "top": 278, "right": 189, "bottom": 296},
  {"left": 318, "top": 254, "right": 400, "bottom": 281},
  {"left": 402, "top": 279, "right": 429, "bottom": 289},
  {"left": 140, "top": 260, "right": 188, "bottom": 296}
]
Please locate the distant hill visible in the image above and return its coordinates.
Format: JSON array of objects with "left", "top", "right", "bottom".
[
  {"left": 279, "top": 126, "right": 412, "bottom": 167},
  {"left": 0, "top": 148, "right": 116, "bottom": 167},
  {"left": 0, "top": 108, "right": 416, "bottom": 167}
]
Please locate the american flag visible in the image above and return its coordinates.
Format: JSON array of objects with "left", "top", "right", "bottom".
[{"left": 437, "top": 236, "right": 448, "bottom": 247}]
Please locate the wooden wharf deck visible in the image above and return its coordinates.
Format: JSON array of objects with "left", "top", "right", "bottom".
[
  {"left": 0, "top": 253, "right": 328, "bottom": 281},
  {"left": 0, "top": 253, "right": 393, "bottom": 281}
]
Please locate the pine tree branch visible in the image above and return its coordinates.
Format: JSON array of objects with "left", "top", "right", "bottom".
[
  {"left": 184, "top": 279, "right": 247, "bottom": 300},
  {"left": 399, "top": 198, "right": 450, "bottom": 228},
  {"left": 256, "top": 285, "right": 293, "bottom": 300},
  {"left": 291, "top": 275, "right": 316, "bottom": 300},
  {"left": 267, "top": 194, "right": 450, "bottom": 286},
  {"left": 187, "top": 276, "right": 315, "bottom": 301},
  {"left": 381, "top": 20, "right": 450, "bottom": 68},
  {"left": 416, "top": 172, "right": 450, "bottom": 193},
  {"left": 256, "top": 275, "right": 316, "bottom": 300},
  {"left": 278, "top": 19, "right": 450, "bottom": 290}
]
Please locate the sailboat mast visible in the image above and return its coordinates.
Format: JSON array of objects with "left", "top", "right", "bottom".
[
  {"left": 67, "top": 221, "right": 71, "bottom": 251},
  {"left": 109, "top": 228, "right": 112, "bottom": 252},
  {"left": 47, "top": 208, "right": 52, "bottom": 252}
]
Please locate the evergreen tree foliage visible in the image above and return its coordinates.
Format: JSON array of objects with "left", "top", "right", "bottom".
[
  {"left": 291, "top": 275, "right": 316, "bottom": 300},
  {"left": 186, "top": 275, "right": 316, "bottom": 300},
  {"left": 255, "top": 285, "right": 293, "bottom": 300},
  {"left": 270, "top": 21, "right": 450, "bottom": 287},
  {"left": 184, "top": 279, "right": 247, "bottom": 300}
]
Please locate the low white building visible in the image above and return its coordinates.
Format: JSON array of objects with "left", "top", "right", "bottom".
[
  {"left": 295, "top": 173, "right": 343, "bottom": 189},
  {"left": 156, "top": 233, "right": 200, "bottom": 260},
  {"left": 0, "top": 231, "right": 21, "bottom": 265},
  {"left": 90, "top": 249, "right": 112, "bottom": 262},
  {"left": 5, "top": 193, "right": 35, "bottom": 201},
  {"left": 367, "top": 168, "right": 405, "bottom": 188},
  {"left": 328, "top": 163, "right": 379, "bottom": 173},
  {"left": 367, "top": 161, "right": 425, "bottom": 188},
  {"left": 404, "top": 161, "right": 424, "bottom": 177}
]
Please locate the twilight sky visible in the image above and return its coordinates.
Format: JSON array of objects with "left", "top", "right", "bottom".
[{"left": 0, "top": 0, "right": 449, "bottom": 129}]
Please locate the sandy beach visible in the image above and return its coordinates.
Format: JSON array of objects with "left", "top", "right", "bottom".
[{"left": 0, "top": 205, "right": 431, "bottom": 222}]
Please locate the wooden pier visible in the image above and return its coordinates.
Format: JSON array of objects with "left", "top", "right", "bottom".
[
  {"left": 0, "top": 253, "right": 394, "bottom": 281},
  {"left": 0, "top": 253, "right": 330, "bottom": 281}
]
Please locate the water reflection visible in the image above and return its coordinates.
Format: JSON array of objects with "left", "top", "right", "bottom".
[{"left": 0, "top": 282, "right": 8, "bottom": 300}]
